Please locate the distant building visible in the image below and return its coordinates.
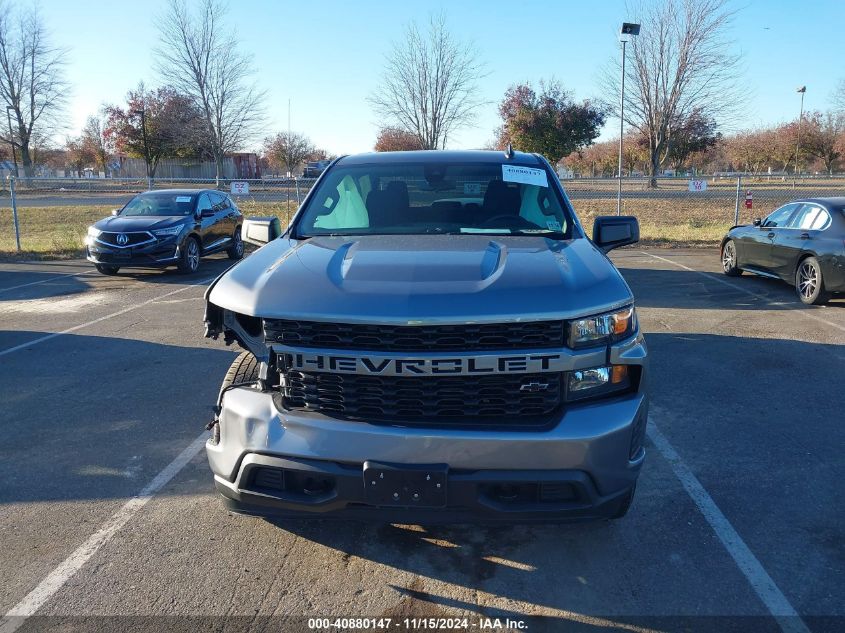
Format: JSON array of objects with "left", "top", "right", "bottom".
[{"left": 231, "top": 153, "right": 261, "bottom": 179}]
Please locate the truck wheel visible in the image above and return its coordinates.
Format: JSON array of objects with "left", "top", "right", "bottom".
[
  {"left": 609, "top": 483, "right": 636, "bottom": 520},
  {"left": 227, "top": 227, "right": 244, "bottom": 260},
  {"left": 95, "top": 264, "right": 120, "bottom": 276},
  {"left": 795, "top": 256, "right": 830, "bottom": 305},
  {"left": 213, "top": 352, "right": 260, "bottom": 444},
  {"left": 721, "top": 240, "right": 742, "bottom": 276},
  {"left": 177, "top": 236, "right": 201, "bottom": 274}
]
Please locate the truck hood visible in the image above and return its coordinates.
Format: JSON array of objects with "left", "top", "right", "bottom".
[{"left": 208, "top": 235, "right": 633, "bottom": 323}]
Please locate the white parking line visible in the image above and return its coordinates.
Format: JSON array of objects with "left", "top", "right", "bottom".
[
  {"left": 641, "top": 251, "right": 845, "bottom": 332},
  {"left": 0, "top": 278, "right": 213, "bottom": 358},
  {"left": 0, "top": 433, "right": 208, "bottom": 633},
  {"left": 648, "top": 419, "right": 810, "bottom": 633},
  {"left": 0, "top": 270, "right": 98, "bottom": 294}
]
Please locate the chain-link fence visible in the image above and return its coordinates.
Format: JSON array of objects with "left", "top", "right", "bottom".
[{"left": 2, "top": 174, "right": 843, "bottom": 254}]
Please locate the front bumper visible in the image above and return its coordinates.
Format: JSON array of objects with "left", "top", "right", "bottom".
[
  {"left": 85, "top": 238, "right": 180, "bottom": 268},
  {"left": 207, "top": 383, "right": 648, "bottom": 523}
]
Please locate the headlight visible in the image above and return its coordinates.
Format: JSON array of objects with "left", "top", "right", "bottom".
[
  {"left": 565, "top": 365, "right": 631, "bottom": 401},
  {"left": 568, "top": 306, "right": 636, "bottom": 349},
  {"left": 153, "top": 226, "right": 184, "bottom": 237},
  {"left": 87, "top": 226, "right": 102, "bottom": 237}
]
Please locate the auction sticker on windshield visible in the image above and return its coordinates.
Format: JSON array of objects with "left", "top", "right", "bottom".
[{"left": 502, "top": 164, "right": 548, "bottom": 187}]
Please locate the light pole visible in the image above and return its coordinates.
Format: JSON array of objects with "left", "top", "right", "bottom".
[
  {"left": 793, "top": 86, "right": 806, "bottom": 187},
  {"left": 617, "top": 22, "right": 640, "bottom": 216},
  {"left": 5, "top": 106, "right": 19, "bottom": 178}
]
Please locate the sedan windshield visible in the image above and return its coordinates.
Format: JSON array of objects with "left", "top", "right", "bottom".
[
  {"left": 121, "top": 192, "right": 196, "bottom": 217},
  {"left": 295, "top": 162, "right": 575, "bottom": 238}
]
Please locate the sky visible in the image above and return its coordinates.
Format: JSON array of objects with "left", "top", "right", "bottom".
[{"left": 35, "top": 0, "right": 845, "bottom": 155}]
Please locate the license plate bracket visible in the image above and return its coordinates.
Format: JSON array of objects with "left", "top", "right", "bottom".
[{"left": 363, "top": 461, "right": 448, "bottom": 508}]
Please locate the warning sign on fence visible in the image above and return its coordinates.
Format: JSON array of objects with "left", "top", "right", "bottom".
[
  {"left": 230, "top": 181, "right": 249, "bottom": 195},
  {"left": 745, "top": 191, "right": 752, "bottom": 209}
]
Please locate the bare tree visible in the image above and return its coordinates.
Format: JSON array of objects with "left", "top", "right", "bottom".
[
  {"left": 263, "top": 131, "right": 314, "bottom": 175},
  {"left": 834, "top": 79, "right": 845, "bottom": 113},
  {"left": 602, "top": 0, "right": 741, "bottom": 186},
  {"left": 0, "top": 1, "right": 67, "bottom": 177},
  {"left": 156, "top": 0, "right": 264, "bottom": 181},
  {"left": 369, "top": 13, "right": 485, "bottom": 149}
]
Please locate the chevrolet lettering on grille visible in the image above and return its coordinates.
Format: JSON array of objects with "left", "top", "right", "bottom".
[{"left": 281, "top": 351, "right": 565, "bottom": 376}]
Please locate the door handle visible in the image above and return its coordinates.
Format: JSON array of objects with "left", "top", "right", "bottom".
[
  {"left": 800, "top": 232, "right": 810, "bottom": 240},
  {"left": 767, "top": 232, "right": 775, "bottom": 239}
]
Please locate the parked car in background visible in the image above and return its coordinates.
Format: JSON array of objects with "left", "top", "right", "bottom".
[
  {"left": 85, "top": 189, "right": 244, "bottom": 275},
  {"left": 302, "top": 159, "right": 332, "bottom": 178},
  {"left": 202, "top": 149, "right": 648, "bottom": 523},
  {"left": 720, "top": 197, "right": 845, "bottom": 304}
]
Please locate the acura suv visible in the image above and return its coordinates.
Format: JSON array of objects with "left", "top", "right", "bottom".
[
  {"left": 85, "top": 189, "right": 244, "bottom": 275},
  {"left": 203, "top": 150, "right": 648, "bottom": 523}
]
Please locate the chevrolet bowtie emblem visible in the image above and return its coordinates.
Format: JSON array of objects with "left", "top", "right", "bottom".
[{"left": 519, "top": 381, "right": 550, "bottom": 392}]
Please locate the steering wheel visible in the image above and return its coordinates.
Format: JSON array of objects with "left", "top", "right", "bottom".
[{"left": 481, "top": 214, "right": 537, "bottom": 230}]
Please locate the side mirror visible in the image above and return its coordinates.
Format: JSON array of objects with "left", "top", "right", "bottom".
[
  {"left": 592, "top": 216, "right": 640, "bottom": 253},
  {"left": 110, "top": 209, "right": 120, "bottom": 216},
  {"left": 753, "top": 218, "right": 762, "bottom": 226},
  {"left": 200, "top": 208, "right": 215, "bottom": 218},
  {"left": 242, "top": 216, "right": 282, "bottom": 246}
]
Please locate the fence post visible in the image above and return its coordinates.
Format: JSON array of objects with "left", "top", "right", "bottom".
[
  {"left": 733, "top": 174, "right": 742, "bottom": 226},
  {"left": 9, "top": 175, "right": 21, "bottom": 251},
  {"left": 294, "top": 177, "right": 301, "bottom": 204}
]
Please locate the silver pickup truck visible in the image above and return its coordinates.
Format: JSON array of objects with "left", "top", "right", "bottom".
[{"left": 203, "top": 149, "right": 648, "bottom": 523}]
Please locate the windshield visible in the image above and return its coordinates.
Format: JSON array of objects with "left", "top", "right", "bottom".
[
  {"left": 120, "top": 192, "right": 196, "bottom": 217},
  {"left": 295, "top": 162, "right": 575, "bottom": 238}
]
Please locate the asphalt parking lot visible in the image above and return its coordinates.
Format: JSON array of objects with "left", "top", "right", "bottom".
[{"left": 0, "top": 249, "right": 843, "bottom": 633}]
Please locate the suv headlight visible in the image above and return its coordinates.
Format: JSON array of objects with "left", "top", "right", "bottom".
[
  {"left": 568, "top": 306, "right": 636, "bottom": 349},
  {"left": 87, "top": 226, "right": 102, "bottom": 237},
  {"left": 565, "top": 365, "right": 632, "bottom": 402},
  {"left": 153, "top": 226, "right": 184, "bottom": 237}
]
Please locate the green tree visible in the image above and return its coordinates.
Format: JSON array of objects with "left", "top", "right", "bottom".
[{"left": 497, "top": 80, "right": 605, "bottom": 165}]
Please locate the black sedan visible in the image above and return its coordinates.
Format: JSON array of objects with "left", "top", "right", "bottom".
[
  {"left": 720, "top": 197, "right": 845, "bottom": 304},
  {"left": 85, "top": 189, "right": 244, "bottom": 275}
]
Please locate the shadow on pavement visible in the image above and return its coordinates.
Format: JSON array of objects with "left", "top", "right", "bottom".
[
  {"left": 0, "top": 332, "right": 236, "bottom": 505},
  {"left": 0, "top": 255, "right": 235, "bottom": 301},
  {"left": 618, "top": 265, "right": 845, "bottom": 310}
]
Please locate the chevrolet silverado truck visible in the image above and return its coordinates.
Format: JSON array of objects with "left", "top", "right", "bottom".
[{"left": 203, "top": 149, "right": 648, "bottom": 523}]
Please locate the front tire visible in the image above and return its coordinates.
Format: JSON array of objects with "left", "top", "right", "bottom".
[
  {"left": 227, "top": 227, "right": 244, "bottom": 260},
  {"left": 177, "top": 236, "right": 201, "bottom": 274},
  {"left": 796, "top": 256, "right": 830, "bottom": 305},
  {"left": 721, "top": 240, "right": 742, "bottom": 276},
  {"left": 95, "top": 264, "right": 119, "bottom": 275},
  {"left": 213, "top": 352, "right": 260, "bottom": 444}
]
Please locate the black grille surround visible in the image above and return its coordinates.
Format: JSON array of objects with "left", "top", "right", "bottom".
[
  {"left": 264, "top": 319, "right": 565, "bottom": 352},
  {"left": 96, "top": 231, "right": 155, "bottom": 247},
  {"left": 279, "top": 371, "right": 563, "bottom": 428}
]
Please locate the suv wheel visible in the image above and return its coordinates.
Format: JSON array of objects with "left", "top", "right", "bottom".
[
  {"left": 178, "top": 237, "right": 201, "bottom": 274},
  {"left": 227, "top": 227, "right": 244, "bottom": 260},
  {"left": 796, "top": 256, "right": 830, "bottom": 305},
  {"left": 721, "top": 240, "right": 742, "bottom": 276},
  {"left": 95, "top": 264, "right": 120, "bottom": 276}
]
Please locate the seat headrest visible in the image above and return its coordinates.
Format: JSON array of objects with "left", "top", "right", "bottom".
[{"left": 482, "top": 180, "right": 521, "bottom": 216}]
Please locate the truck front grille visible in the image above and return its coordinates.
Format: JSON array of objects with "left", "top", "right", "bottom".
[
  {"left": 281, "top": 371, "right": 562, "bottom": 427},
  {"left": 264, "top": 319, "right": 565, "bottom": 352}
]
